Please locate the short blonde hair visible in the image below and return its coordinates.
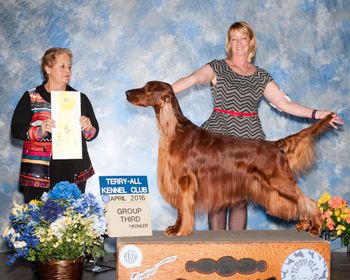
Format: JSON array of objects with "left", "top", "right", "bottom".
[
  {"left": 41, "top": 48, "right": 72, "bottom": 80},
  {"left": 225, "top": 21, "right": 256, "bottom": 62}
]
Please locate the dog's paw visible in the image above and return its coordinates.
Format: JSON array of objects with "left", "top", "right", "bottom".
[
  {"left": 295, "top": 219, "right": 310, "bottom": 231},
  {"left": 308, "top": 226, "right": 321, "bottom": 237},
  {"left": 164, "top": 225, "right": 177, "bottom": 237},
  {"left": 164, "top": 225, "right": 193, "bottom": 237}
]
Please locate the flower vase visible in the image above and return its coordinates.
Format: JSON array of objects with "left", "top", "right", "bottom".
[{"left": 38, "top": 258, "right": 83, "bottom": 280}]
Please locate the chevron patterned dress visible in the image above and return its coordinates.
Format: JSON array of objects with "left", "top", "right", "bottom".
[{"left": 201, "top": 59, "right": 273, "bottom": 140}]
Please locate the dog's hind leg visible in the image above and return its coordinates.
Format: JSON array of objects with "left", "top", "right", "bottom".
[
  {"left": 261, "top": 183, "right": 321, "bottom": 236},
  {"left": 248, "top": 179, "right": 299, "bottom": 221},
  {"left": 263, "top": 190, "right": 299, "bottom": 221},
  {"left": 164, "top": 174, "right": 196, "bottom": 237},
  {"left": 260, "top": 171, "right": 321, "bottom": 235}
]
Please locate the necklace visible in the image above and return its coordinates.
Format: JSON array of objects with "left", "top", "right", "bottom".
[
  {"left": 44, "top": 82, "right": 66, "bottom": 93},
  {"left": 227, "top": 60, "right": 255, "bottom": 76}
]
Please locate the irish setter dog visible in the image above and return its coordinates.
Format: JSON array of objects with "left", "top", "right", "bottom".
[{"left": 126, "top": 81, "right": 333, "bottom": 237}]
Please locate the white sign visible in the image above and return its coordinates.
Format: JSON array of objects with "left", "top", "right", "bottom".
[
  {"left": 51, "top": 91, "right": 82, "bottom": 159},
  {"left": 100, "top": 176, "right": 152, "bottom": 237}
]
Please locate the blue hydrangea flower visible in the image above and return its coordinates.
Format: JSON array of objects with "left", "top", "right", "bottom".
[
  {"left": 48, "top": 181, "right": 81, "bottom": 200},
  {"left": 39, "top": 200, "right": 64, "bottom": 223},
  {"left": 72, "top": 193, "right": 103, "bottom": 217}
]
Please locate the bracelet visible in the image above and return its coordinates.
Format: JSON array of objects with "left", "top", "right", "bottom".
[
  {"left": 37, "top": 126, "right": 43, "bottom": 138},
  {"left": 83, "top": 126, "right": 94, "bottom": 134},
  {"left": 311, "top": 110, "right": 317, "bottom": 119},
  {"left": 83, "top": 126, "right": 96, "bottom": 140}
]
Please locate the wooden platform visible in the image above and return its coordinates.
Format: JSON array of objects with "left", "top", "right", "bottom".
[{"left": 116, "top": 230, "right": 330, "bottom": 279}]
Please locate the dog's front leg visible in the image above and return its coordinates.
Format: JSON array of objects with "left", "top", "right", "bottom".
[
  {"left": 164, "top": 175, "right": 196, "bottom": 237},
  {"left": 164, "top": 203, "right": 195, "bottom": 237}
]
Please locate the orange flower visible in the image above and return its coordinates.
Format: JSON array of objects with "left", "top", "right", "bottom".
[
  {"left": 326, "top": 218, "right": 335, "bottom": 230},
  {"left": 329, "top": 196, "right": 346, "bottom": 209},
  {"left": 322, "top": 209, "right": 332, "bottom": 221}
]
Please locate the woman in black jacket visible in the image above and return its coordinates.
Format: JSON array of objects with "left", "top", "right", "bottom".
[{"left": 11, "top": 47, "right": 99, "bottom": 203}]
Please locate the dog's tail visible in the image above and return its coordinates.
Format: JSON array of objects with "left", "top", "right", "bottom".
[{"left": 277, "top": 114, "right": 334, "bottom": 175}]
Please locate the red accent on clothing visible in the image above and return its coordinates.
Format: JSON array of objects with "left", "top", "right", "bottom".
[
  {"left": 75, "top": 166, "right": 95, "bottom": 185},
  {"left": 213, "top": 107, "right": 258, "bottom": 117},
  {"left": 20, "top": 175, "right": 50, "bottom": 188}
]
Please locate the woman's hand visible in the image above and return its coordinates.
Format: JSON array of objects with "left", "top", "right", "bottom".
[
  {"left": 316, "top": 110, "right": 344, "bottom": 129},
  {"left": 41, "top": 118, "right": 55, "bottom": 137},
  {"left": 80, "top": 116, "right": 93, "bottom": 132}
]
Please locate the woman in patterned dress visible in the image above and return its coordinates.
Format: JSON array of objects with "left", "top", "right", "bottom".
[
  {"left": 172, "top": 21, "right": 343, "bottom": 231},
  {"left": 11, "top": 48, "right": 99, "bottom": 203}
]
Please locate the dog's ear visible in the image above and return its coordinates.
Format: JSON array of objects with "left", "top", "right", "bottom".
[{"left": 161, "top": 95, "right": 170, "bottom": 103}]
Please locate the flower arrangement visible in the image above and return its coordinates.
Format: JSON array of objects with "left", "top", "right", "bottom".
[
  {"left": 318, "top": 192, "right": 350, "bottom": 251},
  {"left": 2, "top": 181, "right": 106, "bottom": 265}
]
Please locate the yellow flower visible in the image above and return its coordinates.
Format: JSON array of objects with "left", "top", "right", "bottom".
[
  {"left": 334, "top": 209, "right": 340, "bottom": 217},
  {"left": 46, "top": 229, "right": 54, "bottom": 241},
  {"left": 2, "top": 226, "right": 10, "bottom": 237},
  {"left": 340, "top": 212, "right": 348, "bottom": 220},
  {"left": 318, "top": 192, "right": 331, "bottom": 205},
  {"left": 336, "top": 225, "right": 346, "bottom": 236},
  {"left": 29, "top": 199, "right": 40, "bottom": 206}
]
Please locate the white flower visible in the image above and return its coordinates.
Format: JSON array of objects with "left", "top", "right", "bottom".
[
  {"left": 49, "top": 216, "right": 72, "bottom": 239},
  {"left": 11, "top": 202, "right": 25, "bottom": 216},
  {"left": 90, "top": 214, "right": 107, "bottom": 235},
  {"left": 41, "top": 192, "right": 48, "bottom": 202},
  {"left": 13, "top": 241, "right": 27, "bottom": 249},
  {"left": 5, "top": 228, "right": 20, "bottom": 242}
]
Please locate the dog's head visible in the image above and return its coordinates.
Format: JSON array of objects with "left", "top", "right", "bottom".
[{"left": 126, "top": 81, "right": 175, "bottom": 108}]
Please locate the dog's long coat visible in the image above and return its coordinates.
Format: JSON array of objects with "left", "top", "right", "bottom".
[{"left": 126, "top": 81, "right": 333, "bottom": 237}]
